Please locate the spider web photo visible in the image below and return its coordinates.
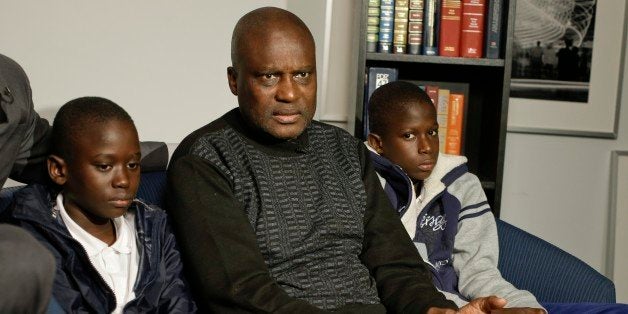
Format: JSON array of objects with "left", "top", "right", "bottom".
[{"left": 510, "top": 0, "right": 596, "bottom": 103}]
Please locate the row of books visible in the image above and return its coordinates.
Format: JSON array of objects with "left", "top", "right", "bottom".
[
  {"left": 364, "top": 67, "right": 468, "bottom": 155},
  {"left": 366, "top": 0, "right": 503, "bottom": 58}
]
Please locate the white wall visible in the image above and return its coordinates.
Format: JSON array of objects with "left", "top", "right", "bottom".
[
  {"left": 0, "top": 0, "right": 358, "bottom": 142},
  {"left": 289, "top": 0, "right": 357, "bottom": 130},
  {"left": 610, "top": 152, "right": 628, "bottom": 302},
  {"left": 1, "top": 0, "right": 288, "bottom": 143},
  {"left": 1, "top": 0, "right": 359, "bottom": 183},
  {"left": 501, "top": 16, "right": 628, "bottom": 296}
]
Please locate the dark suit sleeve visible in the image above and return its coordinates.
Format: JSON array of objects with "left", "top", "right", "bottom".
[
  {"left": 357, "top": 144, "right": 458, "bottom": 313},
  {"left": 0, "top": 54, "right": 51, "bottom": 186},
  {"left": 9, "top": 109, "right": 51, "bottom": 184},
  {"left": 165, "top": 155, "right": 325, "bottom": 313}
]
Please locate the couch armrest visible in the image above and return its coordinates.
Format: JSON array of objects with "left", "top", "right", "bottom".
[{"left": 496, "top": 218, "right": 616, "bottom": 303}]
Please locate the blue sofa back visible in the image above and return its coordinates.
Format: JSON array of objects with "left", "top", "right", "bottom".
[{"left": 136, "top": 171, "right": 168, "bottom": 207}]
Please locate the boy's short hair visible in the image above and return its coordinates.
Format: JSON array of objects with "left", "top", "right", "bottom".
[
  {"left": 51, "top": 97, "right": 135, "bottom": 160},
  {"left": 368, "top": 80, "right": 434, "bottom": 135}
]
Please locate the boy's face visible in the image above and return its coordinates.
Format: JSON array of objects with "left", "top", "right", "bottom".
[
  {"left": 372, "top": 101, "right": 439, "bottom": 181},
  {"left": 60, "top": 120, "right": 141, "bottom": 221}
]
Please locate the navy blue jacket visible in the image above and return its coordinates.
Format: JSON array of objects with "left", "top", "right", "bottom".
[{"left": 5, "top": 184, "right": 196, "bottom": 313}]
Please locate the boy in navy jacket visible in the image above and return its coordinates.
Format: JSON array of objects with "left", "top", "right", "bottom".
[
  {"left": 5, "top": 97, "right": 196, "bottom": 313},
  {"left": 366, "top": 81, "right": 544, "bottom": 312}
]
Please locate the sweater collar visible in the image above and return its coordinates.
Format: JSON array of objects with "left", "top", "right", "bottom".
[{"left": 224, "top": 108, "right": 311, "bottom": 156}]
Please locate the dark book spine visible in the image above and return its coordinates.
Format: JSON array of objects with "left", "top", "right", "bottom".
[
  {"left": 438, "top": 0, "right": 462, "bottom": 57},
  {"left": 362, "top": 70, "right": 369, "bottom": 138},
  {"left": 364, "top": 67, "right": 399, "bottom": 136},
  {"left": 378, "top": 0, "right": 395, "bottom": 53},
  {"left": 407, "top": 0, "right": 424, "bottom": 54},
  {"left": 484, "top": 0, "right": 502, "bottom": 58},
  {"left": 367, "top": 0, "right": 381, "bottom": 53},
  {"left": 422, "top": 0, "right": 441, "bottom": 55},
  {"left": 460, "top": 0, "right": 486, "bottom": 58},
  {"left": 393, "top": 0, "right": 409, "bottom": 53}
]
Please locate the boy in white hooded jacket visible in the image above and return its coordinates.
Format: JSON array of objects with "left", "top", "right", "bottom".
[{"left": 366, "top": 80, "right": 544, "bottom": 313}]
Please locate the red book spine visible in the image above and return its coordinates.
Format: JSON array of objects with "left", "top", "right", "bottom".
[
  {"left": 438, "top": 0, "right": 462, "bottom": 57},
  {"left": 460, "top": 0, "right": 485, "bottom": 58},
  {"left": 425, "top": 85, "right": 439, "bottom": 108}
]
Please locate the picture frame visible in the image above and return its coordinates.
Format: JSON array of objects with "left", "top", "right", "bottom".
[
  {"left": 607, "top": 151, "right": 628, "bottom": 301},
  {"left": 507, "top": 1, "right": 627, "bottom": 138}
]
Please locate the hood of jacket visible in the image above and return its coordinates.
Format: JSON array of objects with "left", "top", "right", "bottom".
[{"left": 366, "top": 142, "right": 468, "bottom": 214}]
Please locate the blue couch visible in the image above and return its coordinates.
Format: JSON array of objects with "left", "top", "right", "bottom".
[
  {"left": 497, "top": 219, "right": 616, "bottom": 303},
  {"left": 0, "top": 159, "right": 618, "bottom": 310}
]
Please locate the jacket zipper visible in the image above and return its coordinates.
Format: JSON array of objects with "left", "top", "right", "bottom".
[
  {"left": 123, "top": 201, "right": 161, "bottom": 312},
  {"left": 33, "top": 219, "right": 118, "bottom": 312},
  {"left": 75, "top": 236, "right": 119, "bottom": 311}
]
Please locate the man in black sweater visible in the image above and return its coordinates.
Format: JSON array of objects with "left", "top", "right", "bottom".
[{"left": 166, "top": 6, "right": 506, "bottom": 313}]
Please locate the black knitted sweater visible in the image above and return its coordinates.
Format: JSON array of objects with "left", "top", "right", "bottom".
[{"left": 166, "top": 109, "right": 457, "bottom": 313}]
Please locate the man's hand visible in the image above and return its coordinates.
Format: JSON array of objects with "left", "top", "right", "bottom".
[
  {"left": 427, "top": 296, "right": 545, "bottom": 314},
  {"left": 459, "top": 296, "right": 507, "bottom": 313},
  {"left": 461, "top": 296, "right": 546, "bottom": 314}
]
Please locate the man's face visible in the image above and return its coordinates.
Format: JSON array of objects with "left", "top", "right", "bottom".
[
  {"left": 377, "top": 102, "right": 439, "bottom": 181},
  {"left": 228, "top": 25, "right": 317, "bottom": 140},
  {"left": 61, "top": 120, "right": 141, "bottom": 222}
]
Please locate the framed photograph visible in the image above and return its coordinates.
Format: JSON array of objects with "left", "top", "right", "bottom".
[
  {"left": 607, "top": 151, "right": 628, "bottom": 301},
  {"left": 510, "top": 1, "right": 598, "bottom": 104},
  {"left": 507, "top": 0, "right": 627, "bottom": 138}
]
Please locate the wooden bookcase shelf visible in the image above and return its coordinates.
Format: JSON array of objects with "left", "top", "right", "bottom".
[
  {"left": 366, "top": 52, "right": 506, "bottom": 67},
  {"left": 353, "top": 0, "right": 515, "bottom": 216}
]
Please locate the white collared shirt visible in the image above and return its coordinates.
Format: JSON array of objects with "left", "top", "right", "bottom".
[{"left": 57, "top": 193, "right": 139, "bottom": 314}]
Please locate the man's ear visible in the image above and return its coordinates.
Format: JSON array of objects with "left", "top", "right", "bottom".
[
  {"left": 47, "top": 155, "right": 68, "bottom": 185},
  {"left": 367, "top": 133, "right": 384, "bottom": 155},
  {"left": 227, "top": 66, "right": 238, "bottom": 96}
]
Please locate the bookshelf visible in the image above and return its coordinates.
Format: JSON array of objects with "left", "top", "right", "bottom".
[{"left": 353, "top": 0, "right": 515, "bottom": 216}]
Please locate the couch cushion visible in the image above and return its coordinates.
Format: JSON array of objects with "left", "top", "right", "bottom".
[{"left": 497, "top": 219, "right": 616, "bottom": 303}]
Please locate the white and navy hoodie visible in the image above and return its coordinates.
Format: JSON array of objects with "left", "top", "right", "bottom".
[{"left": 368, "top": 145, "right": 543, "bottom": 310}]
